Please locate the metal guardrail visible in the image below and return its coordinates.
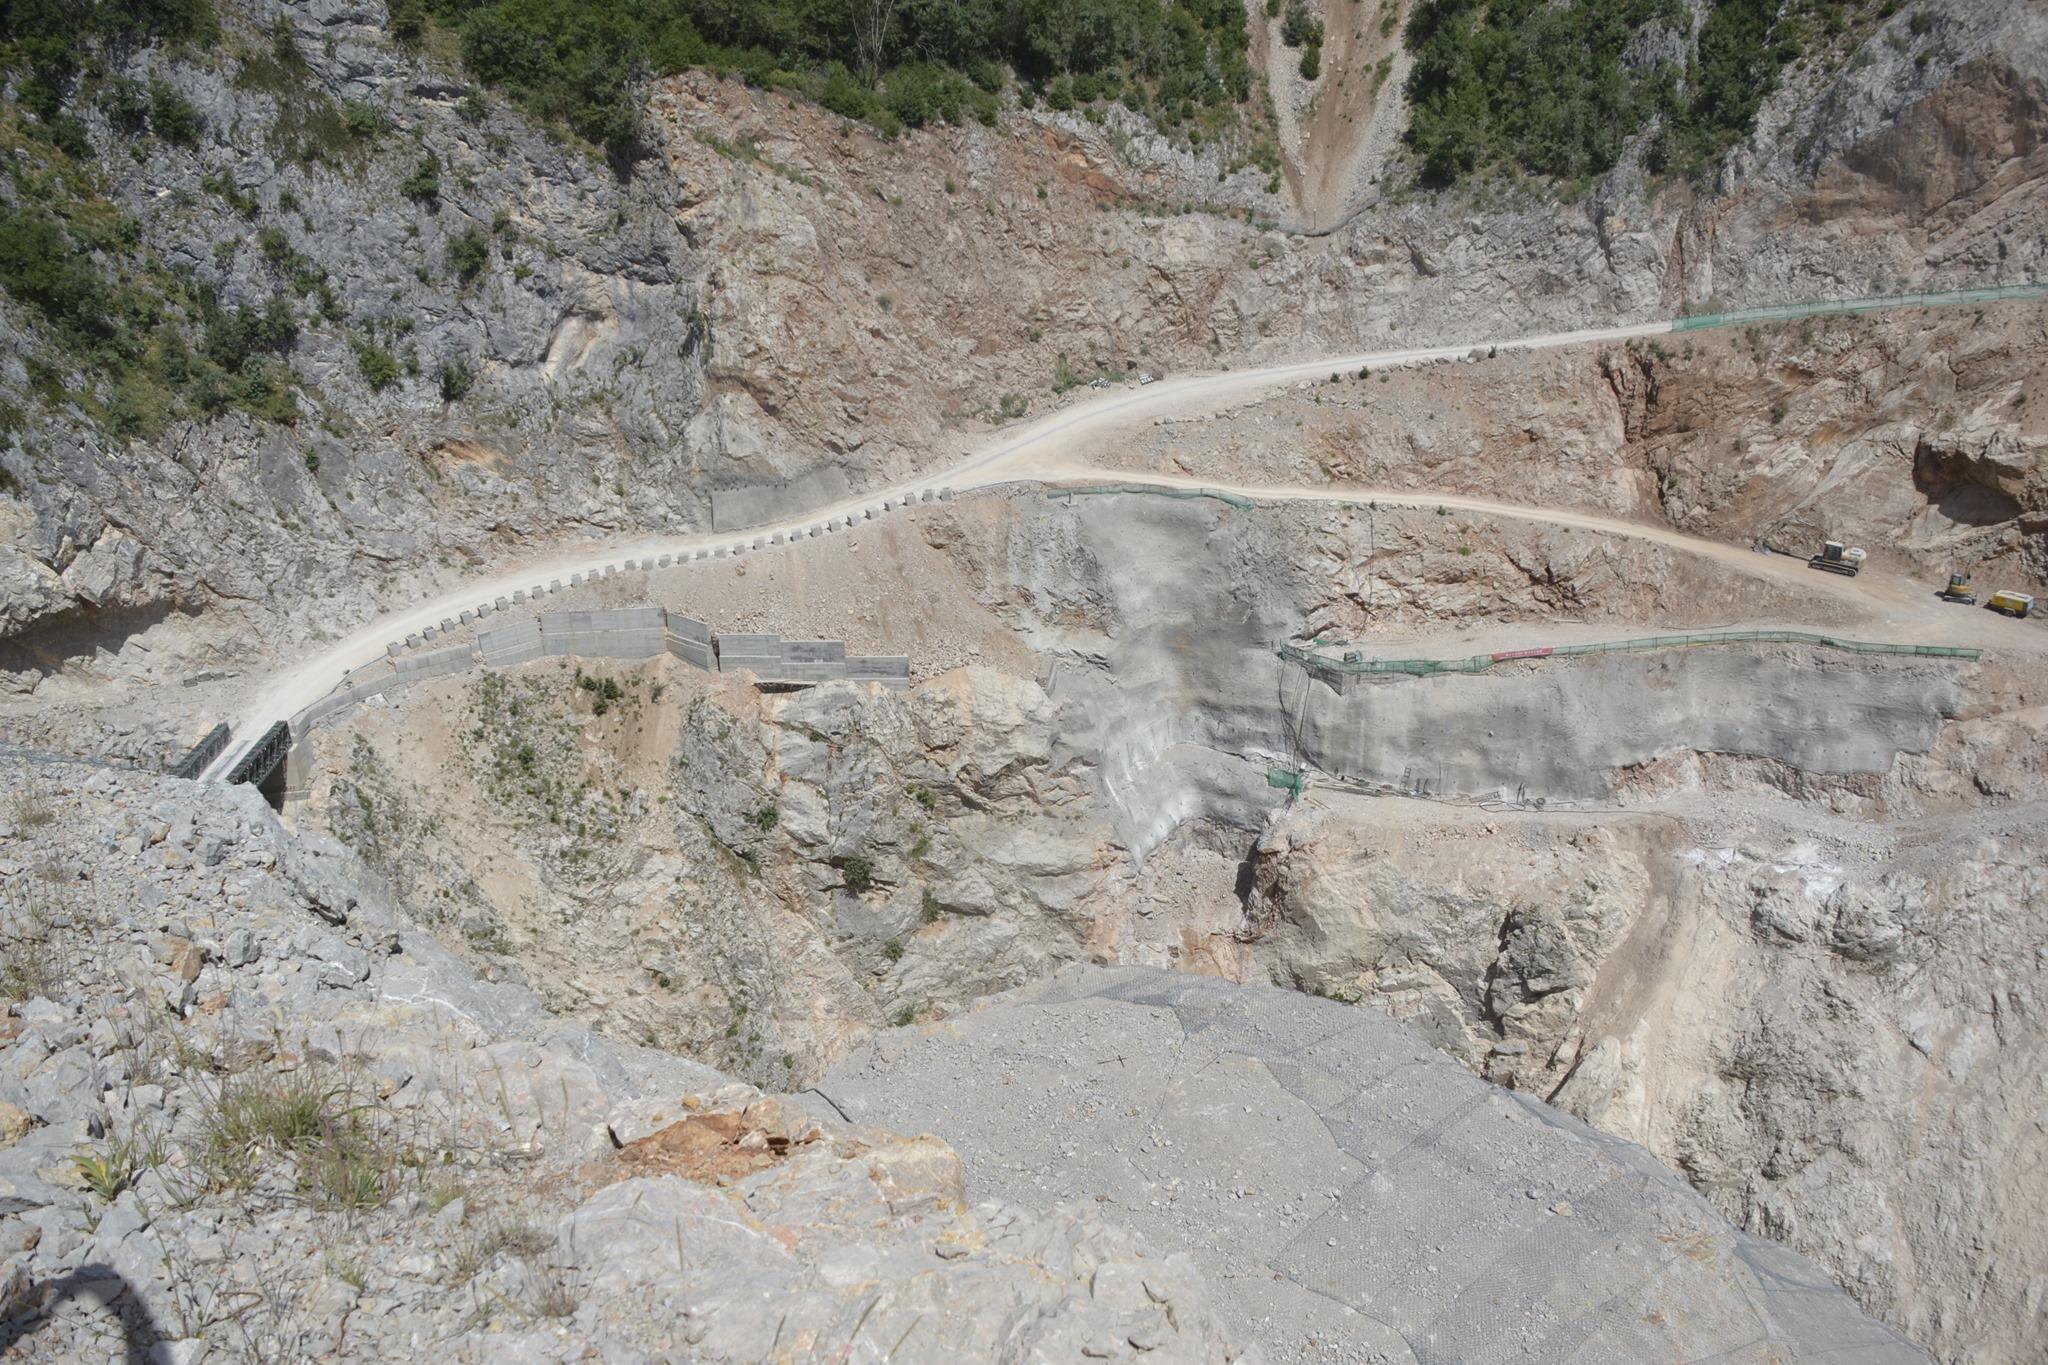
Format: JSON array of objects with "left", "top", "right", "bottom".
[
  {"left": 1047, "top": 484, "right": 1258, "bottom": 511},
  {"left": 167, "top": 723, "right": 230, "bottom": 780},
  {"left": 224, "top": 721, "right": 292, "bottom": 787},
  {"left": 1670, "top": 283, "right": 2047, "bottom": 332},
  {"left": 1282, "top": 630, "right": 1983, "bottom": 677}
]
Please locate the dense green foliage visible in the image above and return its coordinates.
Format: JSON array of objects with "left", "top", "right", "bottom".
[
  {"left": 0, "top": 2, "right": 313, "bottom": 437},
  {"left": 0, "top": 0, "right": 214, "bottom": 119},
  {"left": 1404, "top": 0, "right": 1872, "bottom": 187},
  {"left": 391, "top": 0, "right": 1255, "bottom": 155}
]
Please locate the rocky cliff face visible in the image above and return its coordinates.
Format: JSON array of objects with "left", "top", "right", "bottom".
[
  {"left": 0, "top": 758, "right": 1237, "bottom": 1362},
  {"left": 1239, "top": 669, "right": 2048, "bottom": 1365},
  {"left": 303, "top": 657, "right": 1121, "bottom": 1087},
  {"left": 4, "top": 0, "right": 2045, "bottom": 705},
  {"left": 1, "top": 0, "right": 706, "bottom": 681}
]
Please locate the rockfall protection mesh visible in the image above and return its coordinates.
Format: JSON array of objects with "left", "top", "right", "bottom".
[
  {"left": 1669, "top": 282, "right": 2048, "bottom": 332},
  {"left": 1282, "top": 630, "right": 1983, "bottom": 678},
  {"left": 1045, "top": 483, "right": 1259, "bottom": 510}
]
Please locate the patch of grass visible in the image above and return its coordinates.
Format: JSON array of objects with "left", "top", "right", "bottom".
[
  {"left": 0, "top": 897, "right": 68, "bottom": 1003},
  {"left": 70, "top": 1143, "right": 137, "bottom": 1202}
]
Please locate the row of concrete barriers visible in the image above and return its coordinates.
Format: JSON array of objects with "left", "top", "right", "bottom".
[
  {"left": 381, "top": 488, "right": 953, "bottom": 653},
  {"left": 298, "top": 606, "right": 909, "bottom": 731}
]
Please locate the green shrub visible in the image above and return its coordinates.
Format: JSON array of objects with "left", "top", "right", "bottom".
[
  {"left": 1299, "top": 43, "right": 1321, "bottom": 80},
  {"left": 342, "top": 101, "right": 385, "bottom": 139},
  {"left": 841, "top": 856, "right": 874, "bottom": 894},
  {"left": 149, "top": 80, "right": 203, "bottom": 146},
  {"left": 355, "top": 339, "right": 401, "bottom": 391},
  {"left": 437, "top": 358, "right": 472, "bottom": 400},
  {"left": 0, "top": 207, "right": 111, "bottom": 345},
  {"left": 447, "top": 227, "right": 489, "bottom": 281},
  {"left": 401, "top": 156, "right": 442, "bottom": 204},
  {"left": 100, "top": 79, "right": 150, "bottom": 134},
  {"left": 203, "top": 298, "right": 297, "bottom": 370},
  {"left": 1282, "top": 2, "right": 1324, "bottom": 47},
  {"left": 401, "top": 0, "right": 1254, "bottom": 166},
  {"left": 1403, "top": 0, "right": 1813, "bottom": 187}
]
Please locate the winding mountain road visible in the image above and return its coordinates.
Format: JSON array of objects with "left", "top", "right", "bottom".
[{"left": 199, "top": 310, "right": 2039, "bottom": 780}]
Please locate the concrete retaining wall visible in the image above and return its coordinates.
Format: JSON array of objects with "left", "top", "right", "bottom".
[
  {"left": 714, "top": 631, "right": 909, "bottom": 687},
  {"left": 297, "top": 607, "right": 909, "bottom": 743},
  {"left": 537, "top": 608, "right": 669, "bottom": 660}
]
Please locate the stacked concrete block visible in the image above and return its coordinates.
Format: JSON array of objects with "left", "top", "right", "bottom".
[
  {"left": 845, "top": 655, "right": 913, "bottom": 686},
  {"left": 476, "top": 617, "right": 545, "bottom": 668},
  {"left": 714, "top": 633, "right": 910, "bottom": 688},
  {"left": 394, "top": 644, "right": 479, "bottom": 684},
  {"left": 664, "top": 613, "right": 714, "bottom": 670},
  {"left": 538, "top": 607, "right": 668, "bottom": 660}
]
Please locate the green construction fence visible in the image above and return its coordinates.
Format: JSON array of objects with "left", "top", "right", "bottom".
[
  {"left": 1670, "top": 283, "right": 2047, "bottom": 332},
  {"left": 1282, "top": 629, "right": 1982, "bottom": 678},
  {"left": 1045, "top": 483, "right": 1258, "bottom": 511}
]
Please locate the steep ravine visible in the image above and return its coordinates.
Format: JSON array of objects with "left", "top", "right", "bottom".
[{"left": 293, "top": 487, "right": 2045, "bottom": 1362}]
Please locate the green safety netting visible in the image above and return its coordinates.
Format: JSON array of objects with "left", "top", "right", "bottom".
[
  {"left": 1283, "top": 630, "right": 1982, "bottom": 677},
  {"left": 1046, "top": 484, "right": 1257, "bottom": 510},
  {"left": 1670, "top": 283, "right": 2047, "bottom": 332}
]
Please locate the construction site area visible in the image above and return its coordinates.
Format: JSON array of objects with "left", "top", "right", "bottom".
[{"left": 1, "top": 8, "right": 2045, "bottom": 1351}]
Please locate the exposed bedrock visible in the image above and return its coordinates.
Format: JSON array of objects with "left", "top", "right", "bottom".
[{"left": 819, "top": 965, "right": 1931, "bottom": 1365}]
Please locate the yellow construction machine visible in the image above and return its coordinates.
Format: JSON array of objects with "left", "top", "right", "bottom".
[
  {"left": 1936, "top": 571, "right": 1976, "bottom": 605},
  {"left": 1807, "top": 541, "right": 1866, "bottom": 577},
  {"left": 1986, "top": 590, "right": 2034, "bottom": 619}
]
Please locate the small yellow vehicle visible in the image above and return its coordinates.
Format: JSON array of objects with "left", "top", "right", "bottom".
[
  {"left": 1986, "top": 590, "right": 2034, "bottom": 619},
  {"left": 1936, "top": 571, "right": 1976, "bottom": 605}
]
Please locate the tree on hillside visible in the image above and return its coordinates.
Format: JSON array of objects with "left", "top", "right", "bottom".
[{"left": 853, "top": 0, "right": 901, "bottom": 81}]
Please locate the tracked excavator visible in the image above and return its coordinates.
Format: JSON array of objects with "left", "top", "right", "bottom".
[
  {"left": 1807, "top": 541, "right": 1866, "bottom": 576},
  {"left": 1937, "top": 571, "right": 1977, "bottom": 604}
]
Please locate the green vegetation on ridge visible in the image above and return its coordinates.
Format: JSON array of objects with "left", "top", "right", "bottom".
[
  {"left": 1403, "top": 0, "right": 1899, "bottom": 188},
  {"left": 391, "top": 0, "right": 1257, "bottom": 156}
]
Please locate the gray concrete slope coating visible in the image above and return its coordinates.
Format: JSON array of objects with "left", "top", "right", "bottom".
[
  {"left": 1034, "top": 497, "right": 1971, "bottom": 857},
  {"left": 290, "top": 607, "right": 908, "bottom": 734},
  {"left": 819, "top": 967, "right": 1931, "bottom": 1364}
]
